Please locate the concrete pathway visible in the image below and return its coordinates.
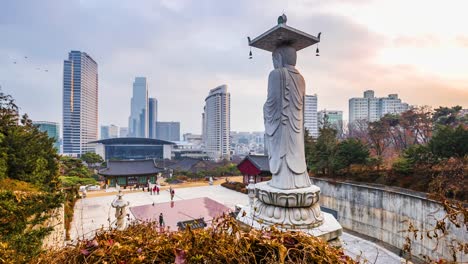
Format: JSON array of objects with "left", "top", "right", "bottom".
[{"left": 71, "top": 185, "right": 405, "bottom": 263}]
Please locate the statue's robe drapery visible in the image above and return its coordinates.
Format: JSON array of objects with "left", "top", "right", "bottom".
[{"left": 264, "top": 65, "right": 311, "bottom": 189}]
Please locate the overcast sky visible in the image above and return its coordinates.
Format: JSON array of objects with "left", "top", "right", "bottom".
[{"left": 1, "top": 0, "right": 467, "bottom": 135}]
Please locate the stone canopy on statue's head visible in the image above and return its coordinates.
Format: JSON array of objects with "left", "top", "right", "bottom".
[{"left": 249, "top": 15, "right": 320, "bottom": 52}]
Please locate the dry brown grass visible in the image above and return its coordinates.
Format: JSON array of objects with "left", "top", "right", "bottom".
[{"left": 33, "top": 215, "right": 355, "bottom": 264}]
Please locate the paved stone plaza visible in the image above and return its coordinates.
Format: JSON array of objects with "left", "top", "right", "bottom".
[{"left": 71, "top": 185, "right": 405, "bottom": 263}]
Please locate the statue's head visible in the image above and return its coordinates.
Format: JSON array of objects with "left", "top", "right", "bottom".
[{"left": 272, "top": 45, "right": 297, "bottom": 68}]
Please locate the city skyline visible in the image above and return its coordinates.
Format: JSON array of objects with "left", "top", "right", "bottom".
[{"left": 1, "top": 1, "right": 467, "bottom": 135}]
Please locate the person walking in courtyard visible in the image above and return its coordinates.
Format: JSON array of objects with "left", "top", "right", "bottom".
[
  {"left": 170, "top": 188, "right": 175, "bottom": 201},
  {"left": 159, "top": 213, "right": 165, "bottom": 227},
  {"left": 156, "top": 186, "right": 160, "bottom": 195},
  {"left": 153, "top": 185, "right": 157, "bottom": 195}
]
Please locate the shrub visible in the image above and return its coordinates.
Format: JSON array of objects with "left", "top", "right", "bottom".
[
  {"left": 176, "top": 175, "right": 189, "bottom": 182},
  {"left": 221, "top": 181, "right": 247, "bottom": 194},
  {"left": 0, "top": 190, "right": 63, "bottom": 263},
  {"left": 0, "top": 178, "right": 39, "bottom": 192},
  {"left": 392, "top": 158, "right": 414, "bottom": 175},
  {"left": 59, "top": 176, "right": 97, "bottom": 188},
  {"left": 32, "top": 215, "right": 355, "bottom": 264}
]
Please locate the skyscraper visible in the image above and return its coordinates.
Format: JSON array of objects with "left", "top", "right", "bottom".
[
  {"left": 349, "top": 90, "right": 410, "bottom": 124},
  {"left": 148, "top": 98, "right": 158, "bottom": 139},
  {"left": 202, "top": 85, "right": 231, "bottom": 161},
  {"left": 63, "top": 50, "right": 98, "bottom": 156},
  {"left": 304, "top": 94, "right": 318, "bottom": 138},
  {"left": 33, "top": 121, "right": 60, "bottom": 152},
  {"left": 156, "top": 121, "right": 180, "bottom": 141},
  {"left": 128, "top": 77, "right": 148, "bottom": 138},
  {"left": 101, "top": 124, "right": 119, "bottom": 139},
  {"left": 100, "top": 126, "right": 110, "bottom": 139}
]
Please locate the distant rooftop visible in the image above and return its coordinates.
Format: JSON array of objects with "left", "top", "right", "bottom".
[
  {"left": 90, "top": 137, "right": 175, "bottom": 145},
  {"left": 99, "top": 159, "right": 164, "bottom": 176}
]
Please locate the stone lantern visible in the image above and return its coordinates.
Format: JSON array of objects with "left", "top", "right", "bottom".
[
  {"left": 111, "top": 190, "right": 130, "bottom": 230},
  {"left": 247, "top": 176, "right": 256, "bottom": 206}
]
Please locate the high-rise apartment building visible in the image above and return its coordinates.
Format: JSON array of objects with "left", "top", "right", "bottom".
[
  {"left": 202, "top": 85, "right": 231, "bottom": 161},
  {"left": 304, "top": 94, "right": 318, "bottom": 138},
  {"left": 148, "top": 98, "right": 158, "bottom": 139},
  {"left": 100, "top": 126, "right": 109, "bottom": 139},
  {"left": 318, "top": 110, "right": 343, "bottom": 136},
  {"left": 33, "top": 121, "right": 60, "bottom": 152},
  {"left": 156, "top": 121, "right": 180, "bottom": 141},
  {"left": 128, "top": 77, "right": 148, "bottom": 138},
  {"left": 63, "top": 50, "right": 98, "bottom": 156},
  {"left": 349, "top": 90, "right": 409, "bottom": 124}
]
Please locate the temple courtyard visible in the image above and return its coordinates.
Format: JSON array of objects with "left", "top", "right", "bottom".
[{"left": 71, "top": 184, "right": 406, "bottom": 264}]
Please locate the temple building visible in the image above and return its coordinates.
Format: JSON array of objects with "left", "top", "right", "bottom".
[
  {"left": 99, "top": 159, "right": 164, "bottom": 187},
  {"left": 237, "top": 155, "right": 272, "bottom": 185}
]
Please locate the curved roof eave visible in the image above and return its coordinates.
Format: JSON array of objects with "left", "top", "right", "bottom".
[{"left": 89, "top": 137, "right": 176, "bottom": 145}]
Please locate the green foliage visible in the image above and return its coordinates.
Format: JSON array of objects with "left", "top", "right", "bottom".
[
  {"left": 0, "top": 112, "right": 60, "bottom": 191},
  {"left": 60, "top": 156, "right": 92, "bottom": 178},
  {"left": 0, "top": 90, "right": 63, "bottom": 262},
  {"left": 392, "top": 158, "right": 414, "bottom": 175},
  {"left": 432, "top": 105, "right": 465, "bottom": 126},
  {"left": 334, "top": 139, "right": 369, "bottom": 173},
  {"left": 32, "top": 215, "right": 356, "bottom": 264},
  {"left": 59, "top": 176, "right": 97, "bottom": 187},
  {"left": 0, "top": 178, "right": 40, "bottom": 192},
  {"left": 306, "top": 126, "right": 370, "bottom": 176},
  {"left": 63, "top": 187, "right": 79, "bottom": 240},
  {"left": 402, "top": 144, "right": 435, "bottom": 166},
  {"left": 175, "top": 162, "right": 240, "bottom": 178},
  {"left": 80, "top": 152, "right": 103, "bottom": 166},
  {"left": 307, "top": 126, "right": 338, "bottom": 175},
  {"left": 0, "top": 190, "right": 63, "bottom": 262},
  {"left": 429, "top": 125, "right": 468, "bottom": 159}
]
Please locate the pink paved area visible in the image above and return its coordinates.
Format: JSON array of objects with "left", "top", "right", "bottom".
[{"left": 130, "top": 197, "right": 231, "bottom": 230}]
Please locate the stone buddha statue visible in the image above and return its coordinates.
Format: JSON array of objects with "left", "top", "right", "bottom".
[
  {"left": 264, "top": 44, "right": 311, "bottom": 190},
  {"left": 238, "top": 16, "right": 342, "bottom": 241}
]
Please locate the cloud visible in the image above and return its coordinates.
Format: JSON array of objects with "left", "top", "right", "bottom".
[
  {"left": 0, "top": 0, "right": 466, "bottom": 136},
  {"left": 456, "top": 36, "right": 468, "bottom": 47}
]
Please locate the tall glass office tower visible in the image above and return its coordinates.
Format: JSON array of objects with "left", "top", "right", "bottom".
[
  {"left": 148, "top": 97, "right": 158, "bottom": 139},
  {"left": 63, "top": 50, "right": 98, "bottom": 156},
  {"left": 128, "top": 77, "right": 148, "bottom": 138}
]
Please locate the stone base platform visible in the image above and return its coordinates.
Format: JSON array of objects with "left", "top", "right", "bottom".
[{"left": 236, "top": 204, "right": 342, "bottom": 242}]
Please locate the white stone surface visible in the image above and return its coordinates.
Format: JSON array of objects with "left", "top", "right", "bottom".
[
  {"left": 237, "top": 206, "right": 341, "bottom": 241},
  {"left": 71, "top": 185, "right": 405, "bottom": 263}
]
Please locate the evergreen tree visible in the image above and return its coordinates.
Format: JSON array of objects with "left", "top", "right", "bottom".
[{"left": 334, "top": 138, "right": 369, "bottom": 173}]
